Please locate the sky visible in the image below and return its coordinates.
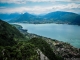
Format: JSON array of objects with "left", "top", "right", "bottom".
[{"left": 0, "top": 0, "right": 80, "bottom": 15}]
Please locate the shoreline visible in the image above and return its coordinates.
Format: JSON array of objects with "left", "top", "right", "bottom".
[
  {"left": 12, "top": 23, "right": 80, "bottom": 49},
  {"left": 13, "top": 24, "right": 80, "bottom": 58},
  {"left": 10, "top": 22, "right": 80, "bottom": 26}
]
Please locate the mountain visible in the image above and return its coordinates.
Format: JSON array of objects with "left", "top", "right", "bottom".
[
  {"left": 43, "top": 11, "right": 80, "bottom": 25},
  {"left": 0, "top": 19, "right": 25, "bottom": 46},
  {"left": 9, "top": 12, "right": 45, "bottom": 23},
  {"left": 0, "top": 13, "right": 21, "bottom": 21},
  {"left": 8, "top": 11, "right": 80, "bottom": 25},
  {"left": 10, "top": 12, "right": 36, "bottom": 23}
]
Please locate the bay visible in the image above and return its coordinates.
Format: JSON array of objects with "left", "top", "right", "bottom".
[{"left": 16, "top": 23, "right": 80, "bottom": 48}]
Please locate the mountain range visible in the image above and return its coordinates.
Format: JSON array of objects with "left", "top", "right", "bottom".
[
  {"left": 0, "top": 13, "right": 21, "bottom": 21},
  {"left": 0, "top": 11, "right": 80, "bottom": 25}
]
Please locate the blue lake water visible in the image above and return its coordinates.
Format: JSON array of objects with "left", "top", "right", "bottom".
[{"left": 16, "top": 23, "right": 80, "bottom": 48}]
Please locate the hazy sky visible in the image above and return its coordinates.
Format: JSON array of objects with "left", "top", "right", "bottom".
[{"left": 0, "top": 0, "right": 80, "bottom": 14}]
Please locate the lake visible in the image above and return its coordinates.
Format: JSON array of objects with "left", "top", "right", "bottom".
[{"left": 16, "top": 23, "right": 80, "bottom": 48}]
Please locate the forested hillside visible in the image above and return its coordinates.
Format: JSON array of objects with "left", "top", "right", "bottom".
[
  {"left": 0, "top": 20, "right": 64, "bottom": 60},
  {"left": 0, "top": 19, "right": 26, "bottom": 46},
  {"left": 0, "top": 20, "right": 38, "bottom": 60}
]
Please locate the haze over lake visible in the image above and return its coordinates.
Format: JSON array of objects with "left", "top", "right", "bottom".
[{"left": 16, "top": 23, "right": 80, "bottom": 48}]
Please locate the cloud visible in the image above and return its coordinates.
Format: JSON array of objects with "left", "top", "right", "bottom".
[
  {"left": 0, "top": 0, "right": 80, "bottom": 4},
  {"left": 0, "top": 0, "right": 55, "bottom": 4},
  {"left": 0, "top": 6, "right": 52, "bottom": 14},
  {"left": 0, "top": 0, "right": 26, "bottom": 4},
  {"left": 0, "top": 3, "right": 80, "bottom": 14}
]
